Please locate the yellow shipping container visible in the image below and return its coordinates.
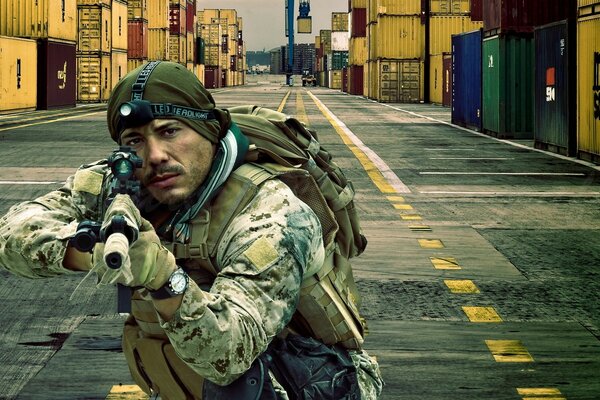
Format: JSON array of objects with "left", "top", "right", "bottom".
[
  {"left": 349, "top": 37, "right": 367, "bottom": 66},
  {"left": 0, "top": 0, "right": 77, "bottom": 41},
  {"left": 187, "top": 32, "right": 195, "bottom": 63},
  {"left": 220, "top": 9, "right": 238, "bottom": 24},
  {"left": 199, "top": 23, "right": 222, "bottom": 46},
  {"left": 0, "top": 36, "right": 37, "bottom": 112},
  {"left": 111, "top": 50, "right": 127, "bottom": 87},
  {"left": 127, "top": 58, "right": 146, "bottom": 73},
  {"left": 77, "top": 0, "right": 111, "bottom": 5},
  {"left": 298, "top": 16, "right": 312, "bottom": 34},
  {"left": 77, "top": 5, "right": 111, "bottom": 53},
  {"left": 364, "top": 60, "right": 371, "bottom": 97},
  {"left": 429, "top": 53, "right": 443, "bottom": 104},
  {"left": 148, "top": 28, "right": 170, "bottom": 60},
  {"left": 430, "top": 0, "right": 470, "bottom": 15},
  {"left": 329, "top": 70, "right": 343, "bottom": 89},
  {"left": 198, "top": 9, "right": 220, "bottom": 25},
  {"left": 127, "top": 0, "right": 147, "bottom": 20},
  {"left": 195, "top": 63, "right": 205, "bottom": 84},
  {"left": 77, "top": 53, "right": 111, "bottom": 102},
  {"left": 350, "top": 0, "right": 368, "bottom": 9},
  {"left": 368, "top": 0, "right": 421, "bottom": 23},
  {"left": 332, "top": 12, "right": 349, "bottom": 32},
  {"left": 205, "top": 44, "right": 221, "bottom": 67},
  {"left": 320, "top": 30, "right": 332, "bottom": 53},
  {"left": 429, "top": 15, "right": 482, "bottom": 55},
  {"left": 169, "top": 34, "right": 186, "bottom": 64},
  {"left": 237, "top": 16, "right": 243, "bottom": 32},
  {"left": 577, "top": 1, "right": 600, "bottom": 162},
  {"left": 148, "top": 0, "right": 169, "bottom": 29},
  {"left": 112, "top": 0, "right": 127, "bottom": 51},
  {"left": 368, "top": 15, "right": 424, "bottom": 60},
  {"left": 369, "top": 59, "right": 423, "bottom": 103},
  {"left": 315, "top": 35, "right": 321, "bottom": 49},
  {"left": 170, "top": 0, "right": 186, "bottom": 7}
]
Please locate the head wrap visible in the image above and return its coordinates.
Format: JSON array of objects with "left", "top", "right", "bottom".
[{"left": 107, "top": 61, "right": 230, "bottom": 143}]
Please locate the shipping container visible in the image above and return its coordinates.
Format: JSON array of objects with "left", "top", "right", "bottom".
[
  {"left": 482, "top": 33, "right": 534, "bottom": 138},
  {"left": 329, "top": 70, "right": 343, "bottom": 89},
  {"left": 0, "top": 36, "right": 38, "bottom": 112},
  {"left": 112, "top": 0, "right": 127, "bottom": 51},
  {"left": 111, "top": 50, "right": 127, "bottom": 88},
  {"left": 348, "top": 65, "right": 364, "bottom": 95},
  {"left": 350, "top": 0, "right": 367, "bottom": 9},
  {"left": 195, "top": 63, "right": 205, "bottom": 85},
  {"left": 483, "top": 0, "right": 577, "bottom": 35},
  {"left": 332, "top": 12, "right": 349, "bottom": 31},
  {"left": 128, "top": 20, "right": 148, "bottom": 59},
  {"left": 186, "top": 32, "right": 195, "bottom": 63},
  {"left": 452, "top": 29, "right": 482, "bottom": 131},
  {"left": 298, "top": 16, "right": 312, "bottom": 33},
  {"left": 369, "top": 59, "right": 423, "bottom": 103},
  {"left": 320, "top": 30, "right": 332, "bottom": 54},
  {"left": 429, "top": 15, "right": 483, "bottom": 55},
  {"left": 576, "top": 1, "right": 600, "bottom": 163},
  {"left": 37, "top": 39, "right": 76, "bottom": 109},
  {"left": 77, "top": 5, "right": 111, "bottom": 53},
  {"left": 368, "top": 0, "right": 421, "bottom": 23},
  {"left": 442, "top": 53, "right": 452, "bottom": 106},
  {"left": 127, "top": 58, "right": 146, "bottom": 73},
  {"left": 77, "top": 52, "right": 111, "bottom": 102},
  {"left": 349, "top": 37, "right": 368, "bottom": 65},
  {"left": 169, "top": 34, "right": 186, "bottom": 64},
  {"left": 77, "top": 0, "right": 111, "bottom": 5},
  {"left": 329, "top": 51, "right": 349, "bottom": 70},
  {"left": 128, "top": 0, "right": 147, "bottom": 20},
  {"left": 204, "top": 66, "right": 221, "bottom": 88},
  {"left": 0, "top": 0, "right": 77, "bottom": 41},
  {"left": 534, "top": 21, "right": 576, "bottom": 156},
  {"left": 148, "top": 0, "right": 169, "bottom": 29},
  {"left": 148, "top": 28, "right": 170, "bottom": 60},
  {"left": 368, "top": 15, "right": 424, "bottom": 60},
  {"left": 470, "top": 0, "right": 483, "bottom": 21},
  {"left": 199, "top": 23, "right": 222, "bottom": 46},
  {"left": 342, "top": 68, "right": 349, "bottom": 92},
  {"left": 363, "top": 61, "right": 371, "bottom": 97},
  {"left": 429, "top": 53, "right": 445, "bottom": 104},
  {"left": 186, "top": 0, "right": 195, "bottom": 33},
  {"left": 332, "top": 31, "right": 350, "bottom": 51},
  {"left": 350, "top": 8, "right": 367, "bottom": 37},
  {"left": 170, "top": 4, "right": 186, "bottom": 35},
  {"left": 430, "top": 0, "right": 471, "bottom": 15}
]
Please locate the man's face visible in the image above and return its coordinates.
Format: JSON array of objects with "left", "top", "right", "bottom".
[{"left": 120, "top": 118, "right": 215, "bottom": 206}]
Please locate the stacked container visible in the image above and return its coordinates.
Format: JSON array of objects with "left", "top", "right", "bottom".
[
  {"left": 317, "top": 30, "right": 332, "bottom": 87},
  {"left": 0, "top": 36, "right": 38, "bottom": 112},
  {"left": 147, "top": 0, "right": 170, "bottom": 62},
  {"left": 0, "top": 0, "right": 77, "bottom": 109},
  {"left": 576, "top": 0, "right": 600, "bottom": 163},
  {"left": 452, "top": 29, "right": 483, "bottom": 131},
  {"left": 482, "top": 0, "right": 576, "bottom": 138},
  {"left": 169, "top": 0, "right": 187, "bottom": 65},
  {"left": 111, "top": 0, "right": 128, "bottom": 87},
  {"left": 329, "top": 12, "right": 349, "bottom": 90},
  {"left": 348, "top": 0, "right": 367, "bottom": 95},
  {"left": 427, "top": 0, "right": 482, "bottom": 104},
  {"left": 366, "top": 0, "right": 424, "bottom": 102},
  {"left": 127, "top": 0, "right": 149, "bottom": 71}
]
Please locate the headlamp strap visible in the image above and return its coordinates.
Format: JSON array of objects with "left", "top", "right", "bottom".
[
  {"left": 150, "top": 103, "right": 216, "bottom": 121},
  {"left": 131, "top": 61, "right": 161, "bottom": 100}
]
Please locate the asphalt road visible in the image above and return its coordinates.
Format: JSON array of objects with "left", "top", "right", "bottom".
[{"left": 0, "top": 75, "right": 599, "bottom": 399}]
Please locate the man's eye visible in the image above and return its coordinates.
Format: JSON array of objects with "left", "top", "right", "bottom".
[
  {"left": 123, "top": 137, "right": 142, "bottom": 147},
  {"left": 163, "top": 128, "right": 178, "bottom": 136}
]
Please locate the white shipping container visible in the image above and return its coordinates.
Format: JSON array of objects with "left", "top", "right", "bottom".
[{"left": 331, "top": 31, "right": 349, "bottom": 51}]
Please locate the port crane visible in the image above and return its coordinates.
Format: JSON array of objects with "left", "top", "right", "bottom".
[{"left": 285, "top": 0, "right": 311, "bottom": 86}]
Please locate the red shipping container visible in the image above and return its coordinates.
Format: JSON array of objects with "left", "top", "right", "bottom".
[
  {"left": 483, "top": 0, "right": 577, "bottom": 34},
  {"left": 170, "top": 4, "right": 186, "bottom": 35},
  {"left": 128, "top": 20, "right": 148, "bottom": 59},
  {"left": 470, "top": 0, "right": 483, "bottom": 22},
  {"left": 351, "top": 8, "right": 366, "bottom": 37},
  {"left": 186, "top": 0, "right": 195, "bottom": 33},
  {"left": 349, "top": 65, "right": 363, "bottom": 95},
  {"left": 204, "top": 67, "right": 221, "bottom": 89},
  {"left": 442, "top": 54, "right": 452, "bottom": 107},
  {"left": 37, "top": 39, "right": 76, "bottom": 109}
]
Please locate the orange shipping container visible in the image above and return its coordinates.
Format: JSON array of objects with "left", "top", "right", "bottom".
[
  {"left": 112, "top": 0, "right": 127, "bottom": 51},
  {"left": 0, "top": 36, "right": 37, "bottom": 112},
  {"left": 128, "top": 20, "right": 148, "bottom": 59},
  {"left": 77, "top": 5, "right": 111, "bottom": 53},
  {"left": 0, "top": 0, "right": 77, "bottom": 41}
]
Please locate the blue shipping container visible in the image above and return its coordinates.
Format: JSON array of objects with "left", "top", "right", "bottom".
[
  {"left": 534, "top": 20, "right": 576, "bottom": 156},
  {"left": 451, "top": 29, "right": 483, "bottom": 131}
]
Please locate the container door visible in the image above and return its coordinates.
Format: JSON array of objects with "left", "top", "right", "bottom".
[{"left": 483, "top": 36, "right": 501, "bottom": 134}]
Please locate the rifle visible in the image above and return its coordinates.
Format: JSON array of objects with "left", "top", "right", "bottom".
[{"left": 70, "top": 146, "right": 143, "bottom": 313}]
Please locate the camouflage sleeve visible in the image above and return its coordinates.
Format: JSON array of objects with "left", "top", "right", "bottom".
[
  {"left": 0, "top": 162, "right": 109, "bottom": 278},
  {"left": 160, "top": 179, "right": 325, "bottom": 385}
]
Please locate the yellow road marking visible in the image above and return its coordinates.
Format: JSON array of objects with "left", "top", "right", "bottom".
[
  {"left": 462, "top": 306, "right": 502, "bottom": 322},
  {"left": 105, "top": 385, "right": 149, "bottom": 399},
  {"left": 409, "top": 225, "right": 432, "bottom": 231},
  {"left": 418, "top": 239, "right": 444, "bottom": 248},
  {"left": 430, "top": 257, "right": 460, "bottom": 269},
  {"left": 295, "top": 91, "right": 309, "bottom": 125},
  {"left": 393, "top": 203, "right": 413, "bottom": 210},
  {"left": 522, "top": 397, "right": 566, "bottom": 400},
  {"left": 517, "top": 388, "right": 563, "bottom": 396},
  {"left": 387, "top": 196, "right": 405, "bottom": 202},
  {"left": 444, "top": 280, "right": 480, "bottom": 293},
  {"left": 277, "top": 90, "right": 291, "bottom": 113},
  {"left": 401, "top": 214, "right": 422, "bottom": 220},
  {"left": 308, "top": 91, "right": 408, "bottom": 194},
  {"left": 485, "top": 340, "right": 534, "bottom": 362},
  {"left": 0, "top": 111, "right": 104, "bottom": 132}
]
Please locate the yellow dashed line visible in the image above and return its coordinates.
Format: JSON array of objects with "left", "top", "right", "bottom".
[
  {"left": 518, "top": 388, "right": 563, "bottom": 396},
  {"left": 386, "top": 196, "right": 405, "bottom": 202},
  {"left": 393, "top": 203, "right": 413, "bottom": 210},
  {"left": 295, "top": 91, "right": 309, "bottom": 125},
  {"left": 418, "top": 239, "right": 444, "bottom": 248},
  {"left": 401, "top": 214, "right": 422, "bottom": 220},
  {"left": 106, "top": 385, "right": 149, "bottom": 399},
  {"left": 462, "top": 306, "right": 503, "bottom": 322},
  {"left": 444, "top": 280, "right": 480, "bottom": 294},
  {"left": 277, "top": 90, "right": 291, "bottom": 113},
  {"left": 430, "top": 257, "right": 461, "bottom": 269},
  {"left": 485, "top": 340, "right": 534, "bottom": 362}
]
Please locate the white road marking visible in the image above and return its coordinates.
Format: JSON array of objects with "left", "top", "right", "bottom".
[
  {"left": 420, "top": 172, "right": 586, "bottom": 176},
  {"left": 420, "top": 190, "right": 600, "bottom": 196}
]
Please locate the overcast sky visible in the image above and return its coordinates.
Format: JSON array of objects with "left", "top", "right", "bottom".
[{"left": 199, "top": 0, "right": 349, "bottom": 51}]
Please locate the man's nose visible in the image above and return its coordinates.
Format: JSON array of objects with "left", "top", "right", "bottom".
[{"left": 144, "top": 137, "right": 169, "bottom": 166}]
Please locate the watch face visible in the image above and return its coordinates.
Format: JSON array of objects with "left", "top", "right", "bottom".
[{"left": 170, "top": 270, "right": 188, "bottom": 294}]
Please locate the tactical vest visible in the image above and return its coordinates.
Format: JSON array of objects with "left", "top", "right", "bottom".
[{"left": 123, "top": 162, "right": 366, "bottom": 399}]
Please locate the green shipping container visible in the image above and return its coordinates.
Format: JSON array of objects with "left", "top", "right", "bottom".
[{"left": 482, "top": 34, "right": 534, "bottom": 138}]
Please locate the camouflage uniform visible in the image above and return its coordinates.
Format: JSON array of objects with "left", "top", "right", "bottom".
[{"left": 0, "top": 161, "right": 383, "bottom": 398}]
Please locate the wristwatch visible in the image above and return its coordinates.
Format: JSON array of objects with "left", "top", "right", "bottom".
[{"left": 149, "top": 267, "right": 189, "bottom": 300}]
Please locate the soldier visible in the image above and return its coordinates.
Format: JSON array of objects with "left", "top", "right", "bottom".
[{"left": 0, "top": 61, "right": 383, "bottom": 399}]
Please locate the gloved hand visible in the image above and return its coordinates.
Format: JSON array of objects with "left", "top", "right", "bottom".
[{"left": 92, "top": 195, "right": 177, "bottom": 291}]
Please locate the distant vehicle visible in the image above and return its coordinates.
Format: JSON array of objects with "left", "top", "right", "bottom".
[{"left": 301, "top": 70, "right": 316, "bottom": 87}]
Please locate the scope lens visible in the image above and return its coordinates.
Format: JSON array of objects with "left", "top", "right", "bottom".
[{"left": 114, "top": 159, "right": 133, "bottom": 178}]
